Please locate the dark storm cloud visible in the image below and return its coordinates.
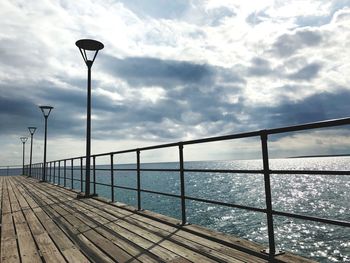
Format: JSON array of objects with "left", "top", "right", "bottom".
[
  {"left": 288, "top": 63, "right": 322, "bottom": 80},
  {"left": 271, "top": 29, "right": 323, "bottom": 57},
  {"left": 248, "top": 89, "right": 350, "bottom": 130},
  {"left": 102, "top": 56, "right": 216, "bottom": 87},
  {"left": 0, "top": 95, "right": 40, "bottom": 134}
]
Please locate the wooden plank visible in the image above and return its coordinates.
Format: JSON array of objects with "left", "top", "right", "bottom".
[
  {"left": 6, "top": 179, "right": 67, "bottom": 263},
  {"left": 26, "top": 179, "right": 251, "bottom": 262},
  {"left": 23, "top": 182, "right": 144, "bottom": 263},
  {"left": 17, "top": 179, "right": 138, "bottom": 263},
  {"left": 12, "top": 176, "right": 317, "bottom": 263},
  {"left": 23, "top": 179, "right": 189, "bottom": 263},
  {"left": 12, "top": 178, "right": 90, "bottom": 263},
  {"left": 85, "top": 197, "right": 270, "bottom": 262},
  {"left": 30, "top": 182, "right": 196, "bottom": 262},
  {"left": 1, "top": 178, "right": 21, "bottom": 263},
  {"left": 7, "top": 179, "right": 42, "bottom": 263},
  {"left": 27, "top": 181, "right": 221, "bottom": 263}
]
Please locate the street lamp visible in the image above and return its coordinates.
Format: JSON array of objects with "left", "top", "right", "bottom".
[
  {"left": 20, "top": 136, "right": 28, "bottom": 175},
  {"left": 28, "top": 127, "right": 37, "bottom": 177},
  {"left": 76, "top": 39, "right": 104, "bottom": 197},
  {"left": 39, "top": 105, "right": 53, "bottom": 182}
]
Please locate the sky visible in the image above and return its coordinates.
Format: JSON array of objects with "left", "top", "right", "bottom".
[{"left": 1, "top": 0, "right": 350, "bottom": 165}]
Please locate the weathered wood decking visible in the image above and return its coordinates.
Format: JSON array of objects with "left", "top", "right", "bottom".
[{"left": 0, "top": 176, "right": 315, "bottom": 263}]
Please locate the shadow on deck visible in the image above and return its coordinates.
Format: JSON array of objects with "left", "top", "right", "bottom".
[{"left": 0, "top": 176, "right": 315, "bottom": 263}]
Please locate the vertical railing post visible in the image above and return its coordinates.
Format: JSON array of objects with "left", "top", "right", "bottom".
[
  {"left": 71, "top": 159, "right": 74, "bottom": 189},
  {"left": 137, "top": 150, "right": 141, "bottom": 210},
  {"left": 53, "top": 161, "right": 56, "bottom": 184},
  {"left": 93, "top": 156, "right": 96, "bottom": 195},
  {"left": 49, "top": 162, "right": 52, "bottom": 182},
  {"left": 80, "top": 157, "right": 83, "bottom": 193},
  {"left": 64, "top": 160, "right": 67, "bottom": 187},
  {"left": 110, "top": 154, "right": 114, "bottom": 202},
  {"left": 179, "top": 143, "right": 187, "bottom": 225},
  {"left": 58, "top": 161, "right": 61, "bottom": 185},
  {"left": 260, "top": 131, "right": 279, "bottom": 258}
]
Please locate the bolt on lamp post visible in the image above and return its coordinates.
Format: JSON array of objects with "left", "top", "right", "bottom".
[
  {"left": 20, "top": 137, "right": 28, "bottom": 175},
  {"left": 28, "top": 127, "right": 37, "bottom": 177},
  {"left": 76, "top": 39, "right": 104, "bottom": 198},
  {"left": 39, "top": 106, "right": 53, "bottom": 182}
]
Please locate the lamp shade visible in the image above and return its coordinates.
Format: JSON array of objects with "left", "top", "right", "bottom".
[
  {"left": 28, "top": 127, "right": 37, "bottom": 135},
  {"left": 76, "top": 39, "right": 104, "bottom": 66},
  {"left": 20, "top": 137, "right": 28, "bottom": 143},
  {"left": 39, "top": 105, "right": 54, "bottom": 117}
]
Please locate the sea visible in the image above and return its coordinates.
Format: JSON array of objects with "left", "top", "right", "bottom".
[{"left": 2, "top": 157, "right": 350, "bottom": 262}]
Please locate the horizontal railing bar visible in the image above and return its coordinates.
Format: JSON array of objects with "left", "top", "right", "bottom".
[
  {"left": 185, "top": 196, "right": 267, "bottom": 213},
  {"left": 273, "top": 210, "right": 350, "bottom": 227},
  {"left": 94, "top": 182, "right": 111, "bottom": 187},
  {"left": 267, "top": 117, "right": 350, "bottom": 135},
  {"left": 86, "top": 167, "right": 264, "bottom": 174},
  {"left": 271, "top": 170, "right": 350, "bottom": 176},
  {"left": 140, "top": 189, "right": 181, "bottom": 199},
  {"left": 114, "top": 185, "right": 137, "bottom": 191},
  {"left": 184, "top": 169, "right": 263, "bottom": 174}
]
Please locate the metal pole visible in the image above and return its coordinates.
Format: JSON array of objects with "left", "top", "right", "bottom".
[
  {"left": 53, "top": 161, "right": 56, "bottom": 184},
  {"left": 49, "top": 162, "right": 52, "bottom": 182},
  {"left": 179, "top": 143, "right": 187, "bottom": 225},
  {"left": 29, "top": 133, "right": 34, "bottom": 177},
  {"left": 137, "top": 150, "right": 141, "bottom": 210},
  {"left": 111, "top": 154, "right": 114, "bottom": 202},
  {"left": 58, "top": 161, "right": 61, "bottom": 185},
  {"left": 64, "top": 159, "right": 67, "bottom": 187},
  {"left": 22, "top": 142, "right": 25, "bottom": 175},
  {"left": 43, "top": 116, "right": 48, "bottom": 181},
  {"left": 71, "top": 159, "right": 74, "bottom": 189},
  {"left": 93, "top": 156, "right": 96, "bottom": 195},
  {"left": 80, "top": 157, "right": 83, "bottom": 192},
  {"left": 85, "top": 63, "right": 92, "bottom": 196},
  {"left": 260, "top": 131, "right": 276, "bottom": 258}
]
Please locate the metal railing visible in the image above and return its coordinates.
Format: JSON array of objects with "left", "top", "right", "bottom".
[{"left": 25, "top": 117, "right": 350, "bottom": 259}]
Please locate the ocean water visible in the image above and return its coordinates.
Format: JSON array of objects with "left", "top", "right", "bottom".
[{"left": 45, "top": 157, "right": 349, "bottom": 262}]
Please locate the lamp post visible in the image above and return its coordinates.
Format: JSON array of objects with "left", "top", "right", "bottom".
[
  {"left": 76, "top": 39, "right": 104, "bottom": 197},
  {"left": 20, "top": 137, "right": 28, "bottom": 175},
  {"left": 28, "top": 127, "right": 37, "bottom": 177},
  {"left": 39, "top": 106, "right": 53, "bottom": 182}
]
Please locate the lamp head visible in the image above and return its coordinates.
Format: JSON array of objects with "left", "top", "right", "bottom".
[
  {"left": 39, "top": 105, "right": 54, "bottom": 117},
  {"left": 76, "top": 39, "right": 104, "bottom": 67},
  {"left": 28, "top": 127, "right": 37, "bottom": 135},
  {"left": 20, "top": 137, "right": 28, "bottom": 143}
]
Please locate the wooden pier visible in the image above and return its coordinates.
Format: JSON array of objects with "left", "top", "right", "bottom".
[{"left": 0, "top": 176, "right": 315, "bottom": 263}]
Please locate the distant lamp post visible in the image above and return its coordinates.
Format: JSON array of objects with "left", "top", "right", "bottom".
[
  {"left": 76, "top": 39, "right": 104, "bottom": 197},
  {"left": 20, "top": 136, "right": 28, "bottom": 175},
  {"left": 28, "top": 127, "right": 37, "bottom": 177},
  {"left": 39, "top": 105, "right": 53, "bottom": 182}
]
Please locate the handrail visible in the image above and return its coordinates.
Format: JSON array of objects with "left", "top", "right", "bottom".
[{"left": 23, "top": 117, "right": 350, "bottom": 260}]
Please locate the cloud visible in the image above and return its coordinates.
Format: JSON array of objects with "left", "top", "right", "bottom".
[
  {"left": 102, "top": 56, "right": 216, "bottom": 87},
  {"left": 248, "top": 89, "right": 350, "bottom": 130},
  {"left": 288, "top": 62, "right": 322, "bottom": 80},
  {"left": 270, "top": 28, "right": 323, "bottom": 57}
]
